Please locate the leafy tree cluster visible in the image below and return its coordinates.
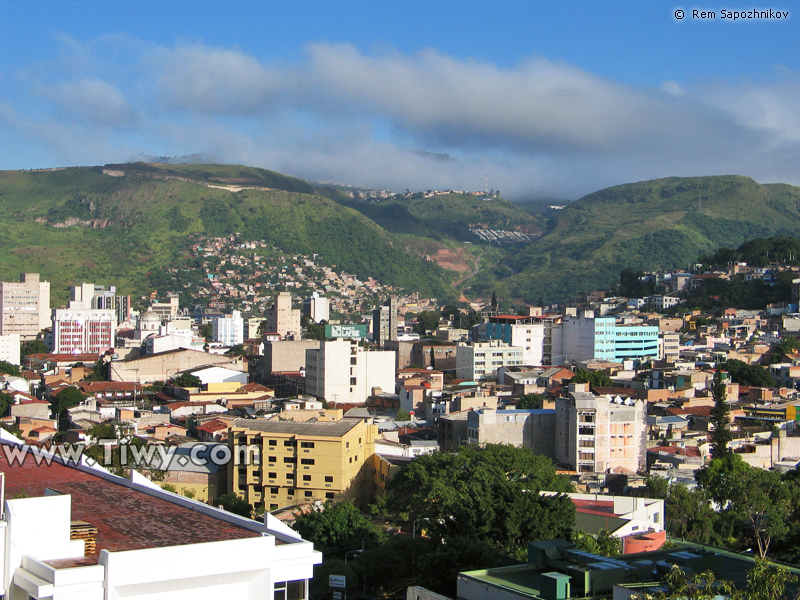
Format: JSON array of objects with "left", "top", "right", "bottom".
[
  {"left": 52, "top": 387, "right": 87, "bottom": 418},
  {"left": 722, "top": 359, "right": 776, "bottom": 388},
  {"left": 772, "top": 336, "right": 800, "bottom": 364},
  {"left": 0, "top": 360, "right": 21, "bottom": 376},
  {"left": 653, "top": 560, "right": 798, "bottom": 600},
  {"left": 699, "top": 236, "right": 800, "bottom": 269},
  {"left": 388, "top": 444, "right": 574, "bottom": 557},
  {"left": 292, "top": 501, "right": 383, "bottom": 558},
  {"left": 646, "top": 456, "right": 800, "bottom": 563},
  {"left": 216, "top": 493, "right": 253, "bottom": 518},
  {"left": 572, "top": 529, "right": 621, "bottom": 557},
  {"left": 571, "top": 369, "right": 612, "bottom": 389},
  {"left": 21, "top": 339, "right": 48, "bottom": 357},
  {"left": 0, "top": 392, "right": 13, "bottom": 417},
  {"left": 617, "top": 267, "right": 655, "bottom": 298},
  {"left": 412, "top": 310, "right": 441, "bottom": 335},
  {"left": 681, "top": 273, "right": 793, "bottom": 311},
  {"left": 515, "top": 394, "right": 545, "bottom": 409},
  {"left": 171, "top": 373, "right": 202, "bottom": 388}
]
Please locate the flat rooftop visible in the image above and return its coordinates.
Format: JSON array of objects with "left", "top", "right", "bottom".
[{"left": 0, "top": 447, "right": 260, "bottom": 561}]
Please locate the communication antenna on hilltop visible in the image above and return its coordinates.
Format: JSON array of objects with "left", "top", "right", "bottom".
[{"left": 485, "top": 174, "right": 488, "bottom": 196}]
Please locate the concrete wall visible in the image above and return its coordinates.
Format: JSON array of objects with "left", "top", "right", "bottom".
[{"left": 110, "top": 351, "right": 244, "bottom": 383}]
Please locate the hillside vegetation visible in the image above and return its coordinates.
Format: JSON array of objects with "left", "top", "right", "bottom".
[
  {"left": 469, "top": 175, "right": 800, "bottom": 304},
  {"left": 4, "top": 166, "right": 800, "bottom": 308},
  {"left": 327, "top": 191, "right": 543, "bottom": 241},
  {"left": 0, "top": 165, "right": 452, "bottom": 304}
]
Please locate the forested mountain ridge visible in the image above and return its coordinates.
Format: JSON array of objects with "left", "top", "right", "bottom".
[
  {"left": 0, "top": 164, "right": 453, "bottom": 303},
  {"left": 473, "top": 175, "right": 800, "bottom": 303}
]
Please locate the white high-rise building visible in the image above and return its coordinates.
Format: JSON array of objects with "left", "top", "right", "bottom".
[
  {"left": 305, "top": 339, "right": 395, "bottom": 404},
  {"left": 213, "top": 311, "right": 244, "bottom": 346},
  {"left": 0, "top": 333, "right": 21, "bottom": 365},
  {"left": 0, "top": 273, "right": 50, "bottom": 340},
  {"left": 303, "top": 292, "right": 329, "bottom": 323}
]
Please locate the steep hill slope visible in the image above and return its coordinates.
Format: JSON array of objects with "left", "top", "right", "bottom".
[
  {"left": 471, "top": 175, "right": 800, "bottom": 303},
  {"left": 0, "top": 164, "right": 452, "bottom": 304},
  {"left": 327, "top": 192, "right": 543, "bottom": 241}
]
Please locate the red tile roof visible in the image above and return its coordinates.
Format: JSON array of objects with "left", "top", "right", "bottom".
[
  {"left": 197, "top": 419, "right": 229, "bottom": 433},
  {"left": 0, "top": 444, "right": 258, "bottom": 558},
  {"left": 681, "top": 406, "right": 713, "bottom": 418}
]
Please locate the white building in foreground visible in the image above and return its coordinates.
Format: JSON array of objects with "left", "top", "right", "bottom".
[{"left": 0, "top": 430, "right": 321, "bottom": 600}]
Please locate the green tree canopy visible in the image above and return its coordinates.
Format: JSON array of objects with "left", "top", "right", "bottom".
[
  {"left": 697, "top": 455, "right": 789, "bottom": 557},
  {"left": 216, "top": 493, "right": 252, "bottom": 518},
  {"left": 21, "top": 339, "right": 48, "bottom": 357},
  {"left": 291, "top": 501, "right": 383, "bottom": 558},
  {"left": 572, "top": 529, "right": 621, "bottom": 557},
  {"left": 723, "top": 359, "right": 776, "bottom": 387},
  {"left": 709, "top": 369, "right": 732, "bottom": 460},
  {"left": 0, "top": 392, "right": 13, "bottom": 417},
  {"left": 413, "top": 310, "right": 441, "bottom": 335},
  {"left": 52, "top": 387, "right": 87, "bottom": 415},
  {"left": 771, "top": 336, "right": 800, "bottom": 364},
  {"left": 571, "top": 369, "right": 612, "bottom": 389},
  {"left": 0, "top": 360, "right": 21, "bottom": 377},
  {"left": 171, "top": 372, "right": 202, "bottom": 388},
  {"left": 389, "top": 444, "right": 574, "bottom": 556},
  {"left": 515, "top": 394, "right": 545, "bottom": 410}
]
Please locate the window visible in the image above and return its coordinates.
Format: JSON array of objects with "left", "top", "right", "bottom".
[
  {"left": 303, "top": 474, "right": 311, "bottom": 481},
  {"left": 304, "top": 491, "right": 313, "bottom": 498},
  {"left": 270, "top": 504, "right": 279, "bottom": 511},
  {"left": 301, "top": 458, "right": 315, "bottom": 465},
  {"left": 268, "top": 472, "right": 277, "bottom": 479},
  {"left": 300, "top": 441, "right": 315, "bottom": 449},
  {"left": 270, "top": 487, "right": 279, "bottom": 494},
  {"left": 349, "top": 457, "right": 353, "bottom": 463},
  {"left": 268, "top": 439, "right": 277, "bottom": 446},
  {"left": 273, "top": 578, "right": 307, "bottom": 600},
  {"left": 284, "top": 440, "right": 296, "bottom": 447},
  {"left": 324, "top": 476, "right": 333, "bottom": 483},
  {"left": 287, "top": 488, "right": 294, "bottom": 496},
  {"left": 284, "top": 456, "right": 296, "bottom": 463},
  {"left": 325, "top": 492, "right": 334, "bottom": 499},
  {"left": 286, "top": 473, "right": 294, "bottom": 480},
  {"left": 346, "top": 441, "right": 350, "bottom": 449},
  {"left": 269, "top": 456, "right": 277, "bottom": 463}
]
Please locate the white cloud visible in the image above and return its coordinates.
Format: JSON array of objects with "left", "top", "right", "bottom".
[{"left": 7, "top": 37, "right": 800, "bottom": 198}]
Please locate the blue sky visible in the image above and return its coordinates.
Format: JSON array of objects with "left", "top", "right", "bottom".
[{"left": 1, "top": 0, "right": 798, "bottom": 198}]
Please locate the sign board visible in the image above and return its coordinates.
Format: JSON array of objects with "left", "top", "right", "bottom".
[
  {"left": 332, "top": 592, "right": 342, "bottom": 600},
  {"left": 329, "top": 575, "right": 346, "bottom": 589},
  {"left": 325, "top": 324, "right": 368, "bottom": 339}
]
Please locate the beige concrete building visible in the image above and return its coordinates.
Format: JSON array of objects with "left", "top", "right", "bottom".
[
  {"left": 265, "top": 292, "right": 301, "bottom": 339},
  {"left": 109, "top": 349, "right": 246, "bottom": 383},
  {"left": 259, "top": 340, "right": 320, "bottom": 379},
  {"left": 229, "top": 418, "right": 377, "bottom": 511},
  {"left": 456, "top": 340, "right": 524, "bottom": 381},
  {"left": 466, "top": 408, "right": 556, "bottom": 458},
  {"left": 555, "top": 383, "right": 647, "bottom": 474},
  {"left": 0, "top": 273, "right": 50, "bottom": 340}
]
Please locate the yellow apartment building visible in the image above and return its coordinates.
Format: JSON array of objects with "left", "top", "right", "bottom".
[{"left": 228, "top": 418, "right": 377, "bottom": 512}]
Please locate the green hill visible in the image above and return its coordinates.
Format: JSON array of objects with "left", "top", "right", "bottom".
[
  {"left": 0, "top": 164, "right": 452, "bottom": 304},
  {"left": 470, "top": 175, "right": 800, "bottom": 303},
  {"left": 326, "top": 192, "right": 543, "bottom": 241}
]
